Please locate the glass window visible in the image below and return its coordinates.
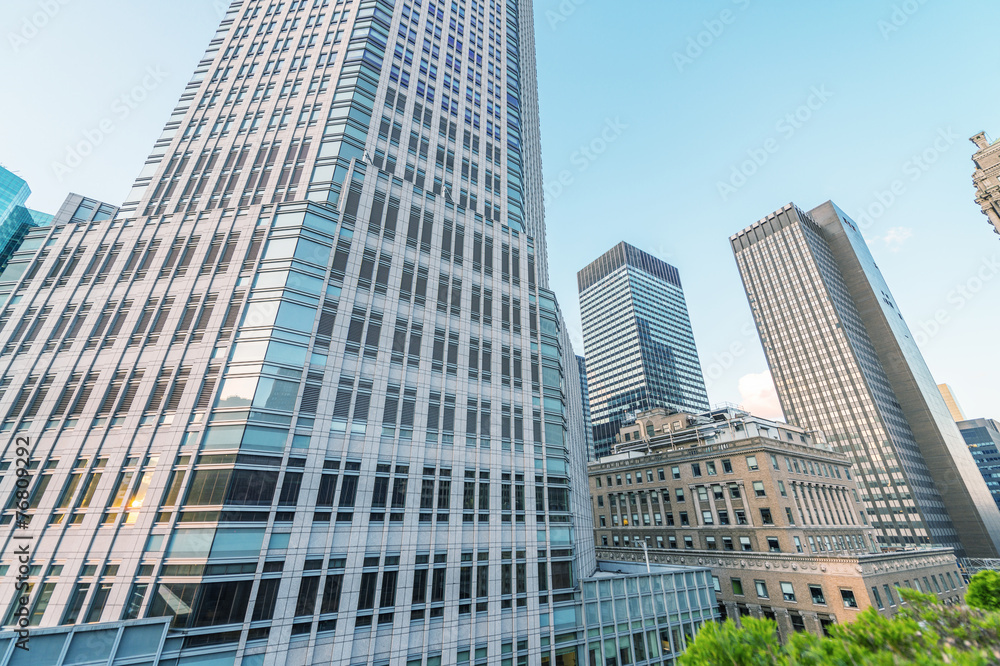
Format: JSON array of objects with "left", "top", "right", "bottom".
[
  {"left": 745, "top": 456, "right": 758, "bottom": 471},
  {"left": 841, "top": 589, "right": 858, "bottom": 608},
  {"left": 731, "top": 578, "right": 743, "bottom": 595},
  {"left": 781, "top": 582, "right": 796, "bottom": 602},
  {"left": 754, "top": 580, "right": 768, "bottom": 598},
  {"left": 809, "top": 585, "right": 825, "bottom": 605}
]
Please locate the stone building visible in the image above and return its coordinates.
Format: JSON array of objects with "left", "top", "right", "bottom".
[
  {"left": 972, "top": 132, "right": 1000, "bottom": 236},
  {"left": 589, "top": 408, "right": 968, "bottom": 638}
]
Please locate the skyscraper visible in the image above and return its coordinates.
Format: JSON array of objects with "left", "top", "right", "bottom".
[
  {"left": 937, "top": 384, "right": 966, "bottom": 422},
  {"left": 971, "top": 132, "right": 1000, "bottom": 237},
  {"left": 731, "top": 201, "right": 1000, "bottom": 558},
  {"left": 958, "top": 418, "right": 1000, "bottom": 511},
  {"left": 575, "top": 355, "right": 594, "bottom": 461},
  {"left": 578, "top": 242, "right": 709, "bottom": 459},
  {"left": 0, "top": 165, "right": 53, "bottom": 271},
  {"left": 0, "top": 2, "right": 716, "bottom": 664}
]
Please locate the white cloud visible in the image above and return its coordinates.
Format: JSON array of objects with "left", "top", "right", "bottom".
[
  {"left": 737, "top": 371, "right": 784, "bottom": 421},
  {"left": 881, "top": 226, "right": 913, "bottom": 252}
]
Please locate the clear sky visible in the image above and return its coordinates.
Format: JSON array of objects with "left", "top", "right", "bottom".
[{"left": 1, "top": 0, "right": 997, "bottom": 420}]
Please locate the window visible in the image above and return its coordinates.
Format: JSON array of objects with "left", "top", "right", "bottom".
[
  {"left": 746, "top": 456, "right": 758, "bottom": 471},
  {"left": 760, "top": 508, "right": 773, "bottom": 524},
  {"left": 754, "top": 580, "right": 768, "bottom": 599},
  {"left": 841, "top": 589, "right": 858, "bottom": 608},
  {"left": 786, "top": 507, "right": 795, "bottom": 525},
  {"left": 766, "top": 537, "right": 780, "bottom": 553},
  {"left": 697, "top": 487, "right": 709, "bottom": 502},
  {"left": 809, "top": 585, "right": 825, "bottom": 605},
  {"left": 731, "top": 578, "right": 744, "bottom": 596},
  {"left": 722, "top": 459, "right": 733, "bottom": 474},
  {"left": 675, "top": 488, "right": 685, "bottom": 502},
  {"left": 753, "top": 481, "right": 766, "bottom": 497},
  {"left": 706, "top": 536, "right": 717, "bottom": 550},
  {"left": 735, "top": 510, "right": 747, "bottom": 525},
  {"left": 739, "top": 537, "right": 752, "bottom": 551},
  {"left": 702, "top": 511, "right": 714, "bottom": 525},
  {"left": 770, "top": 454, "right": 780, "bottom": 470},
  {"left": 793, "top": 536, "right": 803, "bottom": 553},
  {"left": 718, "top": 510, "right": 729, "bottom": 525},
  {"left": 657, "top": 469, "right": 665, "bottom": 481},
  {"left": 777, "top": 481, "right": 787, "bottom": 497},
  {"left": 712, "top": 576, "right": 721, "bottom": 593},
  {"left": 871, "top": 587, "right": 884, "bottom": 609},
  {"left": 723, "top": 537, "right": 734, "bottom": 551},
  {"left": 679, "top": 512, "right": 689, "bottom": 526},
  {"left": 691, "top": 463, "right": 701, "bottom": 477},
  {"left": 671, "top": 466, "right": 680, "bottom": 480},
  {"left": 883, "top": 584, "right": 895, "bottom": 607},
  {"left": 781, "top": 582, "right": 796, "bottom": 602},
  {"left": 706, "top": 461, "right": 717, "bottom": 476},
  {"left": 683, "top": 536, "right": 693, "bottom": 549}
]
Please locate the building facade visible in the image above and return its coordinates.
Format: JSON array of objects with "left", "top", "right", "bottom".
[
  {"left": 937, "top": 384, "right": 966, "bottom": 422},
  {"left": 0, "top": 165, "right": 53, "bottom": 273},
  {"left": 575, "top": 355, "right": 594, "bottom": 462},
  {"left": 958, "top": 418, "right": 1000, "bottom": 511},
  {"left": 731, "top": 201, "right": 1000, "bottom": 559},
  {"left": 589, "top": 408, "right": 968, "bottom": 638},
  {"left": 971, "top": 132, "right": 1000, "bottom": 237},
  {"left": 577, "top": 242, "right": 709, "bottom": 461},
  {"left": 0, "top": 1, "right": 715, "bottom": 665}
]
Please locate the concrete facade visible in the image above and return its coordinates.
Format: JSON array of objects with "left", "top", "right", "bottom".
[
  {"left": 588, "top": 408, "right": 968, "bottom": 638},
  {"left": 731, "top": 202, "right": 1000, "bottom": 558},
  {"left": 971, "top": 132, "right": 1000, "bottom": 237}
]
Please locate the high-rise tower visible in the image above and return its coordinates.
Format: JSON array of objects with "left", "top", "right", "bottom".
[
  {"left": 577, "top": 242, "right": 709, "bottom": 459},
  {"left": 731, "top": 201, "right": 1000, "bottom": 558},
  {"left": 0, "top": 2, "right": 718, "bottom": 664}
]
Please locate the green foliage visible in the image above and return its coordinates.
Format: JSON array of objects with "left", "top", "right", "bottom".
[
  {"left": 679, "top": 588, "right": 1000, "bottom": 666},
  {"left": 967, "top": 570, "right": 1000, "bottom": 612}
]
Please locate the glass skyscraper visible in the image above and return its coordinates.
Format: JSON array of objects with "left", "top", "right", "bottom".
[
  {"left": 958, "top": 418, "right": 1000, "bottom": 511},
  {"left": 731, "top": 201, "right": 1000, "bottom": 559},
  {"left": 0, "top": 166, "right": 52, "bottom": 273},
  {"left": 0, "top": 2, "right": 715, "bottom": 664},
  {"left": 577, "top": 242, "right": 709, "bottom": 460}
]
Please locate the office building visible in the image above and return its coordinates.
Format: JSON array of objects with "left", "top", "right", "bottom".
[
  {"left": 0, "top": 1, "right": 715, "bottom": 664},
  {"left": 590, "top": 408, "right": 968, "bottom": 638},
  {"left": 578, "top": 242, "right": 709, "bottom": 460},
  {"left": 971, "top": 132, "right": 1000, "bottom": 236},
  {"left": 576, "top": 355, "right": 595, "bottom": 462},
  {"left": 731, "top": 201, "right": 1000, "bottom": 558},
  {"left": 937, "top": 384, "right": 966, "bottom": 422},
  {"left": 958, "top": 418, "right": 1000, "bottom": 511},
  {"left": 0, "top": 165, "right": 53, "bottom": 272}
]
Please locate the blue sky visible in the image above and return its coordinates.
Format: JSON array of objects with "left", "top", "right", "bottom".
[{"left": 0, "top": 0, "right": 997, "bottom": 419}]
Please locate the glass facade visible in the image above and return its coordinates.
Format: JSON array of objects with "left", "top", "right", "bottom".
[
  {"left": 0, "top": 2, "right": 714, "bottom": 664},
  {"left": 578, "top": 243, "right": 709, "bottom": 460},
  {"left": 731, "top": 202, "right": 1000, "bottom": 559},
  {"left": 576, "top": 355, "right": 594, "bottom": 462},
  {"left": 958, "top": 418, "right": 1000, "bottom": 510},
  {"left": 0, "top": 166, "right": 51, "bottom": 274}
]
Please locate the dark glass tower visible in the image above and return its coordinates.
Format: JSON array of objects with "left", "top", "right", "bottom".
[{"left": 577, "top": 242, "right": 709, "bottom": 459}]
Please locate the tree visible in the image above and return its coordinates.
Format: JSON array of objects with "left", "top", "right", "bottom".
[
  {"left": 966, "top": 569, "right": 1000, "bottom": 612},
  {"left": 679, "top": 588, "right": 1000, "bottom": 666}
]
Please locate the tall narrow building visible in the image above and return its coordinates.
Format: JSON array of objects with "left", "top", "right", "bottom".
[
  {"left": 575, "top": 355, "right": 594, "bottom": 461},
  {"left": 0, "top": 165, "right": 53, "bottom": 271},
  {"left": 958, "top": 418, "right": 1000, "bottom": 511},
  {"left": 937, "top": 383, "right": 966, "bottom": 422},
  {"left": 971, "top": 132, "right": 1000, "bottom": 237},
  {"left": 731, "top": 201, "right": 1000, "bottom": 558},
  {"left": 578, "top": 242, "right": 709, "bottom": 460},
  {"left": 0, "top": 2, "right": 716, "bottom": 664}
]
